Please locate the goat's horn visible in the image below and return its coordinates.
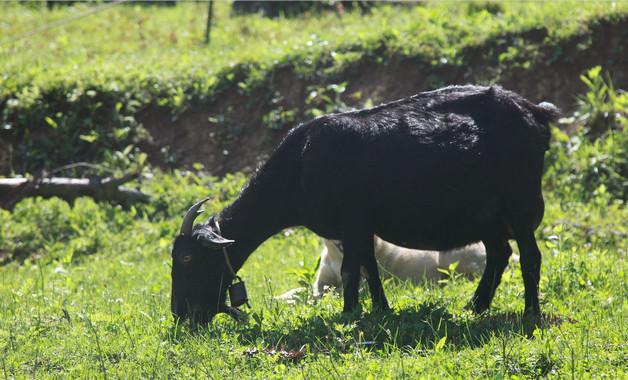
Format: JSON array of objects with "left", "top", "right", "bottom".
[{"left": 180, "top": 198, "right": 210, "bottom": 235}]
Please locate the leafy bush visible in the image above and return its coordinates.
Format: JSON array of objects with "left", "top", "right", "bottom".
[
  {"left": 305, "top": 82, "right": 354, "bottom": 118},
  {"left": 0, "top": 83, "right": 147, "bottom": 174},
  {"left": 1, "top": 196, "right": 135, "bottom": 264},
  {"left": 0, "top": 170, "right": 249, "bottom": 264},
  {"left": 544, "top": 67, "right": 628, "bottom": 203},
  {"left": 573, "top": 66, "right": 628, "bottom": 136}
]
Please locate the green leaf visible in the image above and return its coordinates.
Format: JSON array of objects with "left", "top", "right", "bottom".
[
  {"left": 434, "top": 336, "right": 447, "bottom": 352},
  {"left": 45, "top": 117, "right": 58, "bottom": 129}
]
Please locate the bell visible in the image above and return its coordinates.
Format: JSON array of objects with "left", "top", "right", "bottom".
[{"left": 228, "top": 277, "right": 251, "bottom": 308}]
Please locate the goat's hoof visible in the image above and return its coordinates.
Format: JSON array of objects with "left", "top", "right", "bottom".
[
  {"left": 341, "top": 305, "right": 362, "bottom": 321},
  {"left": 464, "top": 300, "right": 489, "bottom": 314},
  {"left": 373, "top": 301, "right": 391, "bottom": 313},
  {"left": 523, "top": 309, "right": 543, "bottom": 327}
]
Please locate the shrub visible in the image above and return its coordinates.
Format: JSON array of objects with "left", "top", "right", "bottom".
[{"left": 544, "top": 67, "right": 628, "bottom": 203}]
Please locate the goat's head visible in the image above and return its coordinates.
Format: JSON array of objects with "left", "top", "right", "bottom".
[{"left": 170, "top": 198, "right": 239, "bottom": 324}]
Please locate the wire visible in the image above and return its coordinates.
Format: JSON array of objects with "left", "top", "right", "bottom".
[
  {"left": 0, "top": 0, "right": 129, "bottom": 47},
  {"left": 50, "top": 162, "right": 125, "bottom": 177}
]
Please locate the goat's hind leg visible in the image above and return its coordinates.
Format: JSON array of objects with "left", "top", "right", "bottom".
[
  {"left": 506, "top": 193, "right": 544, "bottom": 317},
  {"left": 514, "top": 230, "right": 542, "bottom": 317},
  {"left": 466, "top": 237, "right": 512, "bottom": 314}
]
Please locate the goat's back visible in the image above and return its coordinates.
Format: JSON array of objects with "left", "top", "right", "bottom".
[{"left": 295, "top": 86, "right": 558, "bottom": 250}]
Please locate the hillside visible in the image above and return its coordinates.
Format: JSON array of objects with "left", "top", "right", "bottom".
[
  {"left": 1, "top": 1, "right": 627, "bottom": 176},
  {"left": 136, "top": 14, "right": 628, "bottom": 175}
]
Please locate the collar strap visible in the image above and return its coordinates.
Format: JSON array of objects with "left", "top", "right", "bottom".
[{"left": 213, "top": 219, "right": 238, "bottom": 280}]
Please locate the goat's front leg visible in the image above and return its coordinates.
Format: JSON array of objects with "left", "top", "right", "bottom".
[
  {"left": 362, "top": 243, "right": 389, "bottom": 311},
  {"left": 340, "top": 253, "right": 361, "bottom": 313},
  {"left": 340, "top": 226, "right": 388, "bottom": 313}
]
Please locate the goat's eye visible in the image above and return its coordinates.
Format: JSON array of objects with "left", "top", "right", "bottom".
[{"left": 181, "top": 255, "right": 192, "bottom": 264}]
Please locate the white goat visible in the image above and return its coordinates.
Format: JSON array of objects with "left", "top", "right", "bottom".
[
  {"left": 314, "top": 237, "right": 487, "bottom": 295},
  {"left": 279, "top": 236, "right": 517, "bottom": 301}
]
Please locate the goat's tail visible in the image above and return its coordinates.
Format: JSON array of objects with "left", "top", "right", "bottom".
[
  {"left": 531, "top": 101, "right": 561, "bottom": 127},
  {"left": 488, "top": 85, "right": 560, "bottom": 151},
  {"left": 528, "top": 101, "right": 560, "bottom": 150}
]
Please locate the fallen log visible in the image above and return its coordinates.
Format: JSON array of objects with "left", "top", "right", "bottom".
[{"left": 0, "top": 172, "right": 150, "bottom": 211}]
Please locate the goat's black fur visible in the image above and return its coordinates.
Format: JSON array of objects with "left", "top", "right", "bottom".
[{"left": 170, "top": 85, "right": 559, "bottom": 324}]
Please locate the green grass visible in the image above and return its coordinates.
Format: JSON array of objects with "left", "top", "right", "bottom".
[
  {"left": 2, "top": 1, "right": 628, "bottom": 175},
  {"left": 2, "top": 1, "right": 626, "bottom": 109},
  {"left": 0, "top": 174, "right": 626, "bottom": 378},
  {"left": 2, "top": 1, "right": 625, "bottom": 91}
]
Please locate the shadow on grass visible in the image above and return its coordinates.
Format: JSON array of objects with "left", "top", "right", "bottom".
[{"left": 166, "top": 302, "right": 574, "bottom": 355}]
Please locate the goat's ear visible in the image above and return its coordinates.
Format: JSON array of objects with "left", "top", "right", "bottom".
[
  {"left": 196, "top": 227, "right": 235, "bottom": 249},
  {"left": 195, "top": 217, "right": 235, "bottom": 249}
]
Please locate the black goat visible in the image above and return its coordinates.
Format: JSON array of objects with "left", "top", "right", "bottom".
[{"left": 170, "top": 85, "right": 559, "bottom": 324}]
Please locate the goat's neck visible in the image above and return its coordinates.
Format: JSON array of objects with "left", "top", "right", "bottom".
[{"left": 216, "top": 181, "right": 299, "bottom": 274}]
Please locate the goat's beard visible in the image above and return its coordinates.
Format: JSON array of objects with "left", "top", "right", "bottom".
[{"left": 219, "top": 304, "right": 243, "bottom": 320}]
